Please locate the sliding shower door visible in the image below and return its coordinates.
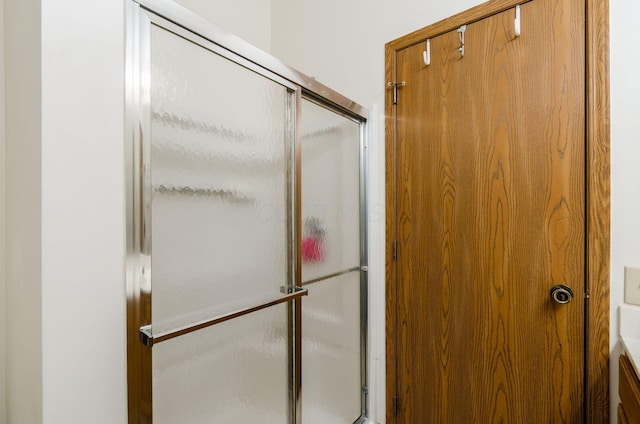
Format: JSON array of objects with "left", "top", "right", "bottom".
[
  {"left": 126, "top": 2, "right": 368, "bottom": 423},
  {"left": 300, "top": 99, "right": 365, "bottom": 424},
  {"left": 148, "top": 22, "right": 296, "bottom": 424}
]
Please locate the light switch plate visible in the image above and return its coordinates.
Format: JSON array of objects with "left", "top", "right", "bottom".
[{"left": 625, "top": 266, "right": 640, "bottom": 306}]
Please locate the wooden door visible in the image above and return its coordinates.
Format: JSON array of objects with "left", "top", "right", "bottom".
[{"left": 388, "top": 0, "right": 586, "bottom": 422}]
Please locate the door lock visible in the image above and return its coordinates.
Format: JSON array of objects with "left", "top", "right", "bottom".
[{"left": 550, "top": 284, "right": 574, "bottom": 305}]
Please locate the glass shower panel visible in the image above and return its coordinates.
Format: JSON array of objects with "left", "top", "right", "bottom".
[
  {"left": 301, "top": 271, "right": 361, "bottom": 423},
  {"left": 153, "top": 304, "right": 289, "bottom": 423},
  {"left": 149, "top": 24, "right": 289, "bottom": 333},
  {"left": 300, "top": 99, "right": 361, "bottom": 283}
]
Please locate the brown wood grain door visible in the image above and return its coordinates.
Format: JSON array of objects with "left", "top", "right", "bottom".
[{"left": 390, "top": 0, "right": 586, "bottom": 422}]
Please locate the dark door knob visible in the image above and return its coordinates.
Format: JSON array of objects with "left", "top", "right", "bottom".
[{"left": 550, "top": 285, "right": 574, "bottom": 304}]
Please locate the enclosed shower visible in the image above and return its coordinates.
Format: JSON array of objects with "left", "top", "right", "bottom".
[{"left": 125, "top": 1, "right": 369, "bottom": 423}]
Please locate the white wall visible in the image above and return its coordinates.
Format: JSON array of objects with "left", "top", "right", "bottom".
[
  {"left": 173, "top": 0, "right": 272, "bottom": 52},
  {"left": 39, "top": 1, "right": 127, "bottom": 422},
  {"left": 609, "top": 0, "right": 640, "bottom": 420},
  {"left": 4, "top": 0, "right": 43, "bottom": 422}
]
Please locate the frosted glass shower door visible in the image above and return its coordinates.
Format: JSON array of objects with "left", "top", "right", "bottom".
[
  {"left": 300, "top": 99, "right": 365, "bottom": 423},
  {"left": 145, "top": 22, "right": 297, "bottom": 424},
  {"left": 127, "top": 4, "right": 369, "bottom": 423}
]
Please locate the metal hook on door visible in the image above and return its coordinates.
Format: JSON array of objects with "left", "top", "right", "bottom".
[
  {"left": 423, "top": 39, "right": 431, "bottom": 66},
  {"left": 515, "top": 5, "right": 521, "bottom": 37},
  {"left": 458, "top": 25, "right": 467, "bottom": 58}
]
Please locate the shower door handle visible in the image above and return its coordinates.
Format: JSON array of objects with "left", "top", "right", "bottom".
[{"left": 139, "top": 287, "right": 308, "bottom": 347}]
